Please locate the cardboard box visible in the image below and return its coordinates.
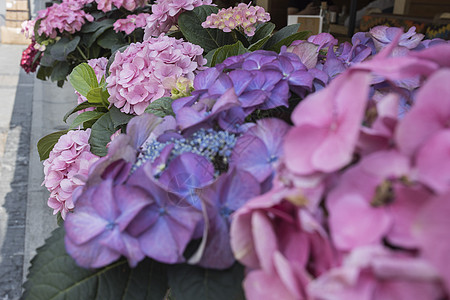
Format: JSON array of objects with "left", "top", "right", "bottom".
[
  {"left": 6, "top": 0, "right": 29, "bottom": 11},
  {"left": 287, "top": 15, "right": 323, "bottom": 35},
  {"left": 1, "top": 26, "right": 30, "bottom": 44},
  {"left": 6, "top": 10, "right": 30, "bottom": 21}
]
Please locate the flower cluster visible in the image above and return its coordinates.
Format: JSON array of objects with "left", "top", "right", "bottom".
[
  {"left": 36, "top": 0, "right": 94, "bottom": 38},
  {"left": 113, "top": 13, "right": 150, "bottom": 35},
  {"left": 202, "top": 3, "right": 270, "bottom": 36},
  {"left": 171, "top": 49, "right": 327, "bottom": 133},
  {"left": 20, "top": 41, "right": 41, "bottom": 74},
  {"left": 106, "top": 34, "right": 206, "bottom": 115},
  {"left": 91, "top": 0, "right": 148, "bottom": 12},
  {"left": 75, "top": 57, "right": 108, "bottom": 112},
  {"left": 43, "top": 129, "right": 99, "bottom": 220},
  {"left": 64, "top": 80, "right": 290, "bottom": 269},
  {"left": 143, "top": 0, "right": 212, "bottom": 38},
  {"left": 21, "top": 19, "right": 36, "bottom": 40},
  {"left": 230, "top": 34, "right": 450, "bottom": 299}
]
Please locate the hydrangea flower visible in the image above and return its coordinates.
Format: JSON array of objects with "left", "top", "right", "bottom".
[
  {"left": 36, "top": 1, "right": 94, "bottom": 38},
  {"left": 107, "top": 34, "right": 206, "bottom": 115},
  {"left": 201, "top": 3, "right": 270, "bottom": 36},
  {"left": 113, "top": 13, "right": 150, "bottom": 35},
  {"left": 43, "top": 129, "right": 99, "bottom": 219},
  {"left": 75, "top": 57, "right": 108, "bottom": 113},
  {"left": 71, "top": 0, "right": 148, "bottom": 12},
  {"left": 20, "top": 41, "right": 41, "bottom": 74},
  {"left": 143, "top": 0, "right": 212, "bottom": 38}
]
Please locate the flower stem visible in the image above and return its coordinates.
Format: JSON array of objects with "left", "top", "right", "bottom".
[{"left": 76, "top": 46, "right": 88, "bottom": 61}]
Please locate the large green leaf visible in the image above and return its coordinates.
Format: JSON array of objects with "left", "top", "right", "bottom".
[
  {"left": 50, "top": 61, "right": 70, "bottom": 82},
  {"left": 63, "top": 102, "right": 104, "bottom": 123},
  {"left": 269, "top": 31, "right": 311, "bottom": 52},
  {"left": 210, "top": 41, "right": 249, "bottom": 67},
  {"left": 36, "top": 65, "right": 52, "bottom": 81},
  {"left": 262, "top": 23, "right": 301, "bottom": 50},
  {"left": 144, "top": 97, "right": 175, "bottom": 117},
  {"left": 22, "top": 227, "right": 169, "bottom": 300},
  {"left": 167, "top": 263, "right": 245, "bottom": 300},
  {"left": 249, "top": 22, "right": 276, "bottom": 44},
  {"left": 81, "top": 18, "right": 115, "bottom": 33},
  {"left": 248, "top": 35, "right": 271, "bottom": 51},
  {"left": 97, "top": 29, "right": 126, "bottom": 50},
  {"left": 89, "top": 111, "right": 116, "bottom": 156},
  {"left": 109, "top": 106, "right": 134, "bottom": 128},
  {"left": 37, "top": 130, "right": 69, "bottom": 161},
  {"left": 50, "top": 36, "right": 81, "bottom": 61},
  {"left": 69, "top": 111, "right": 105, "bottom": 129},
  {"left": 69, "top": 63, "right": 99, "bottom": 97},
  {"left": 86, "top": 86, "right": 110, "bottom": 107},
  {"left": 85, "top": 19, "right": 116, "bottom": 47},
  {"left": 178, "top": 6, "right": 235, "bottom": 53},
  {"left": 204, "top": 48, "right": 217, "bottom": 67}
]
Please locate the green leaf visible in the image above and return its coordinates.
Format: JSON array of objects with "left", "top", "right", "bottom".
[
  {"left": 97, "top": 29, "right": 126, "bottom": 50},
  {"left": 63, "top": 102, "right": 104, "bottom": 123},
  {"left": 39, "top": 48, "right": 55, "bottom": 67},
  {"left": 69, "top": 63, "right": 99, "bottom": 97},
  {"left": 37, "top": 130, "right": 69, "bottom": 161},
  {"left": 86, "top": 86, "right": 109, "bottom": 105},
  {"left": 262, "top": 23, "right": 301, "bottom": 50},
  {"left": 211, "top": 41, "right": 249, "bottom": 67},
  {"left": 109, "top": 106, "right": 134, "bottom": 128},
  {"left": 178, "top": 6, "right": 235, "bottom": 53},
  {"left": 22, "top": 227, "right": 169, "bottom": 300},
  {"left": 233, "top": 29, "right": 250, "bottom": 48},
  {"left": 249, "top": 22, "right": 276, "bottom": 44},
  {"left": 89, "top": 111, "right": 116, "bottom": 156},
  {"left": 248, "top": 35, "right": 271, "bottom": 51},
  {"left": 69, "top": 111, "right": 105, "bottom": 129},
  {"left": 50, "top": 36, "right": 81, "bottom": 61},
  {"left": 36, "top": 66, "right": 52, "bottom": 81},
  {"left": 167, "top": 263, "right": 245, "bottom": 300},
  {"left": 204, "top": 48, "right": 217, "bottom": 67},
  {"left": 144, "top": 97, "right": 175, "bottom": 117},
  {"left": 81, "top": 18, "right": 115, "bottom": 33},
  {"left": 269, "top": 30, "right": 311, "bottom": 52},
  {"left": 85, "top": 19, "right": 116, "bottom": 47},
  {"left": 50, "top": 61, "right": 70, "bottom": 82}
]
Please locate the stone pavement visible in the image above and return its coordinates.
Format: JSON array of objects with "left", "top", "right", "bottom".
[{"left": 0, "top": 43, "right": 76, "bottom": 300}]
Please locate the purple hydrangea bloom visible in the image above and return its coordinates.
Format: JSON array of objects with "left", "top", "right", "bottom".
[
  {"left": 65, "top": 179, "right": 149, "bottom": 268},
  {"left": 230, "top": 118, "right": 290, "bottom": 183},
  {"left": 196, "top": 168, "right": 261, "bottom": 269}
]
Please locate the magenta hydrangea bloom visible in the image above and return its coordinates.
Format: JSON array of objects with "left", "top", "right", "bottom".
[
  {"left": 36, "top": 1, "right": 94, "bottom": 38},
  {"left": 283, "top": 69, "right": 370, "bottom": 175},
  {"left": 75, "top": 57, "right": 108, "bottom": 113},
  {"left": 202, "top": 3, "right": 270, "bottom": 37},
  {"left": 106, "top": 34, "right": 206, "bottom": 115},
  {"left": 143, "top": 0, "right": 212, "bottom": 38},
  {"left": 113, "top": 13, "right": 150, "bottom": 35},
  {"left": 43, "top": 129, "right": 99, "bottom": 219},
  {"left": 308, "top": 246, "right": 445, "bottom": 300}
]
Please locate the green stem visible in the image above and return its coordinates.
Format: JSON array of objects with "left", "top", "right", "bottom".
[{"left": 76, "top": 46, "right": 88, "bottom": 61}]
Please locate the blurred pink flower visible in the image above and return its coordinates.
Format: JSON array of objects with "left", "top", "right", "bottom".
[
  {"left": 283, "top": 70, "right": 370, "bottom": 175},
  {"left": 308, "top": 245, "right": 445, "bottom": 300},
  {"left": 43, "top": 129, "right": 99, "bottom": 219}
]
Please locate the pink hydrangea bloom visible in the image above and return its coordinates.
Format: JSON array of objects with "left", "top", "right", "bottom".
[
  {"left": 113, "top": 13, "right": 150, "bottom": 34},
  {"left": 75, "top": 57, "right": 108, "bottom": 113},
  {"left": 43, "top": 129, "right": 99, "bottom": 219},
  {"left": 202, "top": 3, "right": 270, "bottom": 36},
  {"left": 106, "top": 34, "right": 206, "bottom": 115},
  {"left": 143, "top": 0, "right": 212, "bottom": 38},
  {"left": 36, "top": 1, "right": 94, "bottom": 38},
  {"left": 21, "top": 19, "right": 36, "bottom": 40}
]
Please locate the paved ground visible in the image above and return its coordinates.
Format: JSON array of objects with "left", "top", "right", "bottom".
[{"left": 0, "top": 43, "right": 76, "bottom": 300}]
